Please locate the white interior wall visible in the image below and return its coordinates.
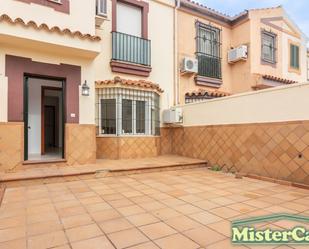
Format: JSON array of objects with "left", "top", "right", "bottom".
[{"left": 28, "top": 78, "right": 62, "bottom": 155}]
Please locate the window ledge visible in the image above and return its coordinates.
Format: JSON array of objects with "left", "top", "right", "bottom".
[
  {"left": 195, "top": 75, "right": 222, "bottom": 88},
  {"left": 96, "top": 135, "right": 160, "bottom": 138},
  {"left": 110, "top": 60, "right": 152, "bottom": 77}
]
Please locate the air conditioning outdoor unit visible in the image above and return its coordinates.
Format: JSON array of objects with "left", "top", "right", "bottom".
[
  {"left": 228, "top": 45, "right": 248, "bottom": 63},
  {"left": 181, "top": 57, "right": 198, "bottom": 74},
  {"left": 163, "top": 107, "right": 183, "bottom": 124}
]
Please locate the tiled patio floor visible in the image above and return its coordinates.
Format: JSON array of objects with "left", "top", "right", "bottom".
[{"left": 0, "top": 168, "right": 309, "bottom": 249}]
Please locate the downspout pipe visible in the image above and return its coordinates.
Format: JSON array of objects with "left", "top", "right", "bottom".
[{"left": 174, "top": 0, "right": 180, "bottom": 106}]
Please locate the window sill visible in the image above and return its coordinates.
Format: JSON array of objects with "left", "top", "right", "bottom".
[
  {"left": 195, "top": 75, "right": 222, "bottom": 88},
  {"left": 261, "top": 59, "right": 277, "bottom": 67},
  {"left": 96, "top": 135, "right": 160, "bottom": 138},
  {"left": 110, "top": 60, "right": 152, "bottom": 77},
  {"left": 48, "top": 0, "right": 62, "bottom": 5}
]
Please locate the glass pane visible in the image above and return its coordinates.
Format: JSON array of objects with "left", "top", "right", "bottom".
[
  {"left": 136, "top": 100, "right": 145, "bottom": 134},
  {"left": 122, "top": 99, "right": 133, "bottom": 134},
  {"left": 101, "top": 99, "right": 116, "bottom": 134}
]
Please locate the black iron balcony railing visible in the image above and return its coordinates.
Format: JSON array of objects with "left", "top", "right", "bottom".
[
  {"left": 197, "top": 52, "right": 222, "bottom": 79},
  {"left": 112, "top": 31, "right": 151, "bottom": 66}
]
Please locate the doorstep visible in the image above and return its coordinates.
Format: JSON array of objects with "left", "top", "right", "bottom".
[{"left": 0, "top": 155, "right": 207, "bottom": 185}]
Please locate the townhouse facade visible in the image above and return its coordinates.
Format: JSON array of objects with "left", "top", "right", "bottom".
[
  {"left": 0, "top": 0, "right": 308, "bottom": 172},
  {"left": 178, "top": 0, "right": 308, "bottom": 104}
]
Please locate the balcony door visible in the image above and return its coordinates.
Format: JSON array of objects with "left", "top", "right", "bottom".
[{"left": 116, "top": 1, "right": 142, "bottom": 37}]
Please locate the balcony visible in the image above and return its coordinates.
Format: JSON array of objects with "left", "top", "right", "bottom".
[
  {"left": 111, "top": 31, "right": 152, "bottom": 77},
  {"left": 195, "top": 52, "right": 222, "bottom": 88}
]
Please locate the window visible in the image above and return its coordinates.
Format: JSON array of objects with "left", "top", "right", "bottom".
[
  {"left": 96, "top": 0, "right": 107, "bottom": 16},
  {"left": 101, "top": 99, "right": 116, "bottom": 134},
  {"left": 290, "top": 43, "right": 300, "bottom": 70},
  {"left": 96, "top": 88, "right": 160, "bottom": 136},
  {"left": 261, "top": 31, "right": 276, "bottom": 63},
  {"left": 117, "top": 2, "right": 142, "bottom": 37},
  {"left": 196, "top": 22, "right": 221, "bottom": 79}
]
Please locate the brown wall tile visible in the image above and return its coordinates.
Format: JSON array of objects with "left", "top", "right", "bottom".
[{"left": 169, "top": 121, "right": 309, "bottom": 185}]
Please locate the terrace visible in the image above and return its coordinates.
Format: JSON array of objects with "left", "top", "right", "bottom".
[{"left": 0, "top": 167, "right": 308, "bottom": 249}]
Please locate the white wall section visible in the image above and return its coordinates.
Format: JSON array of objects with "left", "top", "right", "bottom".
[{"left": 179, "top": 83, "right": 309, "bottom": 126}]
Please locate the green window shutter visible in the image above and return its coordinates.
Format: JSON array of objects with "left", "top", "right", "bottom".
[{"left": 290, "top": 44, "right": 300, "bottom": 69}]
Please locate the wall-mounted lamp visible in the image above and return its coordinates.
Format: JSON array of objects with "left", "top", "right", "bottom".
[{"left": 81, "top": 80, "right": 90, "bottom": 96}]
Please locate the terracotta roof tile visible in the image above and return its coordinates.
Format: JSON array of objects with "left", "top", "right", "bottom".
[
  {"left": 182, "top": 0, "right": 281, "bottom": 25},
  {"left": 185, "top": 89, "right": 231, "bottom": 98},
  {"left": 96, "top": 76, "right": 164, "bottom": 93},
  {"left": 262, "top": 75, "right": 298, "bottom": 84},
  {"left": 0, "top": 14, "right": 101, "bottom": 41}
]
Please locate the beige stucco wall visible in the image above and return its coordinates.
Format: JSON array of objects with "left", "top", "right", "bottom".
[
  {"left": 177, "top": 9, "right": 233, "bottom": 104},
  {"left": 249, "top": 8, "right": 307, "bottom": 85},
  {"left": 229, "top": 20, "right": 252, "bottom": 93},
  {"left": 95, "top": 0, "right": 175, "bottom": 123},
  {"left": 0, "top": 76, "right": 8, "bottom": 122},
  {"left": 0, "top": 44, "right": 96, "bottom": 125},
  {"left": 179, "top": 82, "right": 309, "bottom": 126},
  {"left": 0, "top": 0, "right": 96, "bottom": 35},
  {"left": 177, "top": 6, "right": 308, "bottom": 99}
]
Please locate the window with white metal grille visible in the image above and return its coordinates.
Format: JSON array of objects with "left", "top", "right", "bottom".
[{"left": 96, "top": 88, "right": 160, "bottom": 136}]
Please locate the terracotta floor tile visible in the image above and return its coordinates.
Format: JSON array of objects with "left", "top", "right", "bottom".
[
  {"left": 206, "top": 238, "right": 247, "bottom": 249},
  {"left": 154, "top": 233, "right": 199, "bottom": 249},
  {"left": 0, "top": 226, "right": 26, "bottom": 243},
  {"left": 209, "top": 206, "right": 241, "bottom": 219},
  {"left": 61, "top": 213, "right": 93, "bottom": 229},
  {"left": 51, "top": 245, "right": 71, "bottom": 249},
  {"left": 118, "top": 205, "right": 145, "bottom": 216},
  {"left": 152, "top": 207, "right": 182, "bottom": 220},
  {"left": 58, "top": 206, "right": 86, "bottom": 218},
  {"left": 107, "top": 228, "right": 149, "bottom": 249},
  {"left": 279, "top": 201, "right": 308, "bottom": 212},
  {"left": 27, "top": 212, "right": 59, "bottom": 224},
  {"left": 162, "top": 198, "right": 187, "bottom": 207},
  {"left": 184, "top": 226, "right": 226, "bottom": 247},
  {"left": 192, "top": 200, "right": 220, "bottom": 210},
  {"left": 207, "top": 219, "right": 232, "bottom": 237},
  {"left": 0, "top": 216, "right": 26, "bottom": 229},
  {"left": 126, "top": 213, "right": 159, "bottom": 226},
  {"left": 0, "top": 238, "right": 26, "bottom": 249},
  {"left": 139, "top": 201, "right": 166, "bottom": 211},
  {"left": 210, "top": 197, "right": 236, "bottom": 206},
  {"left": 65, "top": 223, "right": 103, "bottom": 242},
  {"left": 90, "top": 209, "right": 121, "bottom": 222},
  {"left": 165, "top": 215, "right": 201, "bottom": 232},
  {"left": 85, "top": 202, "right": 112, "bottom": 213},
  {"left": 189, "top": 211, "right": 223, "bottom": 225},
  {"left": 99, "top": 217, "right": 133, "bottom": 233},
  {"left": 27, "top": 220, "right": 63, "bottom": 236},
  {"left": 71, "top": 236, "right": 114, "bottom": 249},
  {"left": 27, "top": 230, "right": 67, "bottom": 249},
  {"left": 179, "top": 195, "right": 203, "bottom": 203},
  {"left": 108, "top": 198, "right": 134, "bottom": 208},
  {"left": 139, "top": 222, "right": 177, "bottom": 240},
  {"left": 173, "top": 203, "right": 203, "bottom": 215},
  {"left": 227, "top": 202, "right": 257, "bottom": 214},
  {"left": 127, "top": 241, "right": 160, "bottom": 249}
]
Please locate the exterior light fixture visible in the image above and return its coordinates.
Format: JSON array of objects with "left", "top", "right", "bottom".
[{"left": 81, "top": 80, "right": 90, "bottom": 96}]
